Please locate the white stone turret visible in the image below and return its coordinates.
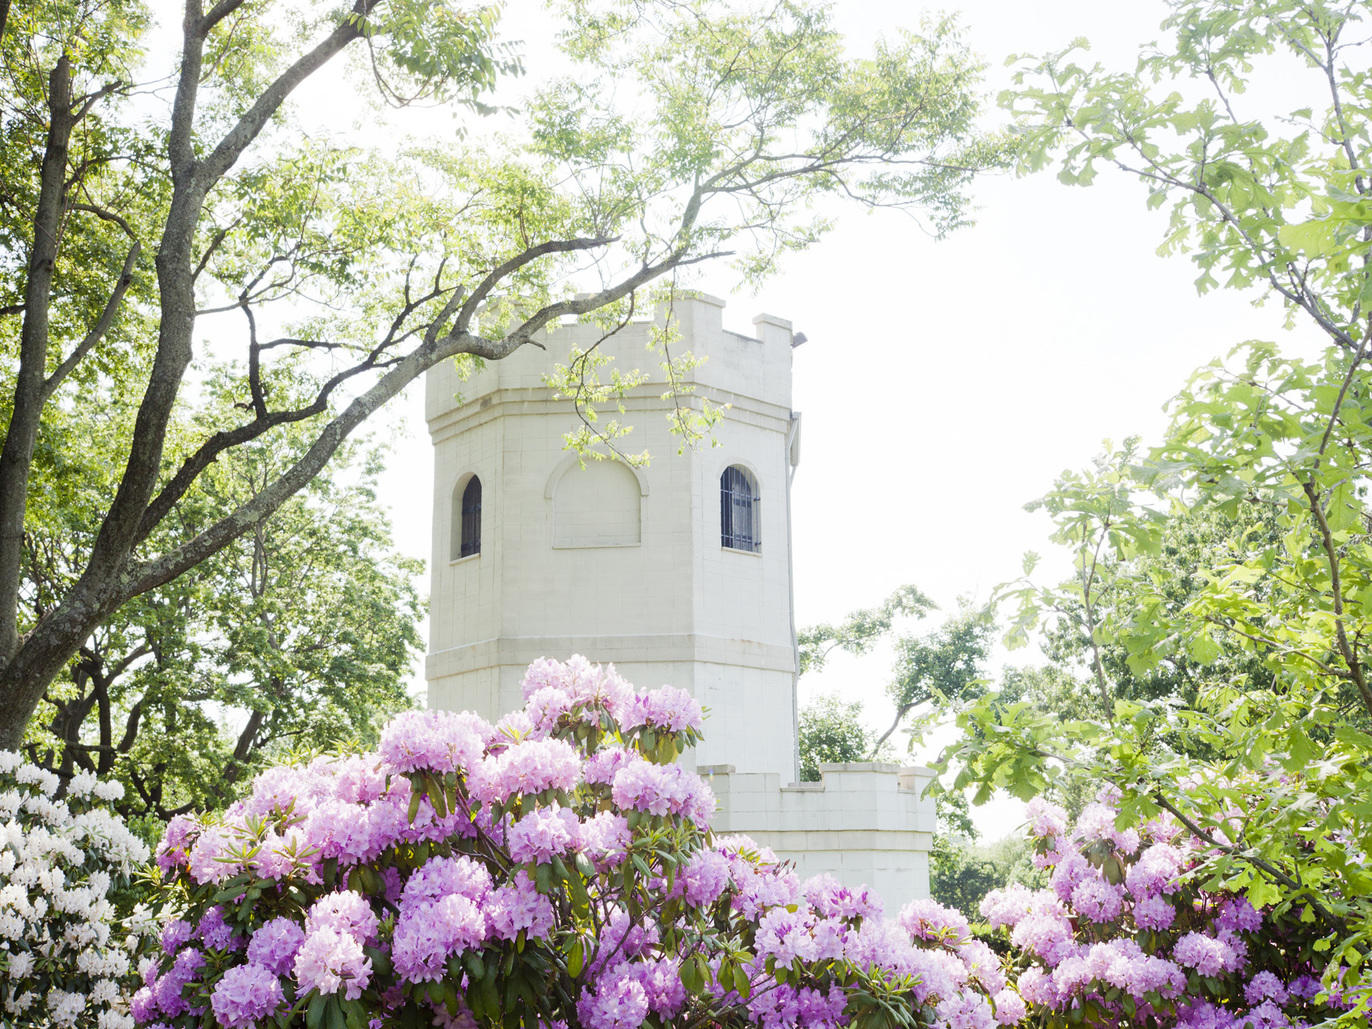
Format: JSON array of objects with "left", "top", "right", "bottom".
[
  {"left": 425, "top": 294, "right": 801, "bottom": 780},
  {"left": 425, "top": 293, "right": 937, "bottom": 910}
]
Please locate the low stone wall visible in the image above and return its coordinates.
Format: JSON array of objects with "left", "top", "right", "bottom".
[{"left": 700, "top": 761, "right": 936, "bottom": 911}]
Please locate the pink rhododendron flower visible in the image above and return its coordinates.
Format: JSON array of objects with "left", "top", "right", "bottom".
[
  {"left": 293, "top": 926, "right": 371, "bottom": 999},
  {"left": 247, "top": 918, "right": 305, "bottom": 977},
  {"left": 210, "top": 964, "right": 284, "bottom": 1028},
  {"left": 379, "top": 709, "right": 488, "bottom": 774},
  {"left": 1026, "top": 797, "right": 1068, "bottom": 838},
  {"left": 140, "top": 657, "right": 1034, "bottom": 1029}
]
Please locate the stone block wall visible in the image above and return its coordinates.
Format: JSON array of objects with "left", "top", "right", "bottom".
[
  {"left": 701, "top": 761, "right": 937, "bottom": 911},
  {"left": 426, "top": 294, "right": 801, "bottom": 780}
]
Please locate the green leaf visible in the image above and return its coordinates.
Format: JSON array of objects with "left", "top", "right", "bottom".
[{"left": 1277, "top": 218, "right": 1337, "bottom": 257}]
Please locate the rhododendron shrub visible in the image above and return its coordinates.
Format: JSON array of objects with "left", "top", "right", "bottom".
[
  {"left": 140, "top": 657, "right": 1018, "bottom": 1029},
  {"left": 0, "top": 751, "right": 156, "bottom": 1027},
  {"left": 982, "top": 796, "right": 1361, "bottom": 1028}
]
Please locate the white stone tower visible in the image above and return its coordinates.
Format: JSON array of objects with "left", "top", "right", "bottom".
[
  {"left": 425, "top": 294, "right": 937, "bottom": 907},
  {"left": 425, "top": 294, "right": 801, "bottom": 779}
]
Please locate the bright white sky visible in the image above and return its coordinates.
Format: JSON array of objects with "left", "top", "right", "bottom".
[{"left": 370, "top": 0, "right": 1313, "bottom": 833}]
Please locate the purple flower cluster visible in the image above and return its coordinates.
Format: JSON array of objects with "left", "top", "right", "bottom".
[
  {"left": 132, "top": 947, "right": 205, "bottom": 1022},
  {"left": 245, "top": 918, "right": 304, "bottom": 976},
  {"left": 520, "top": 655, "right": 705, "bottom": 747},
  {"left": 293, "top": 925, "right": 371, "bottom": 1000},
  {"left": 378, "top": 709, "right": 488, "bottom": 774},
  {"left": 673, "top": 848, "right": 731, "bottom": 907},
  {"left": 746, "top": 982, "right": 848, "bottom": 1029},
  {"left": 195, "top": 906, "right": 239, "bottom": 951},
  {"left": 209, "top": 964, "right": 283, "bottom": 1029},
  {"left": 523, "top": 655, "right": 632, "bottom": 713},
  {"left": 141, "top": 656, "right": 1021, "bottom": 1029},
  {"left": 609, "top": 752, "right": 715, "bottom": 824},
  {"left": 620, "top": 685, "right": 705, "bottom": 734},
  {"left": 577, "top": 957, "right": 686, "bottom": 1029},
  {"left": 392, "top": 892, "right": 485, "bottom": 983},
  {"left": 983, "top": 793, "right": 1355, "bottom": 1028},
  {"left": 470, "top": 738, "right": 581, "bottom": 805},
  {"left": 506, "top": 805, "right": 580, "bottom": 863},
  {"left": 489, "top": 871, "right": 556, "bottom": 940}
]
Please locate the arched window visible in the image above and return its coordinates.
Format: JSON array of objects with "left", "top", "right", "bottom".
[
  {"left": 720, "top": 465, "right": 760, "bottom": 552},
  {"left": 452, "top": 475, "right": 482, "bottom": 560}
]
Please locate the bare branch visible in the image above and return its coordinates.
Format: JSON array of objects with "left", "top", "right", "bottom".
[
  {"left": 69, "top": 202, "right": 138, "bottom": 240},
  {"left": 1317, "top": 322, "right": 1371, "bottom": 464},
  {"left": 202, "top": 0, "right": 250, "bottom": 34},
  {"left": 193, "top": 0, "right": 378, "bottom": 195},
  {"left": 455, "top": 235, "right": 617, "bottom": 333},
  {"left": 192, "top": 221, "right": 238, "bottom": 282},
  {"left": 1302, "top": 479, "right": 1372, "bottom": 719},
  {"left": 243, "top": 301, "right": 267, "bottom": 419},
  {"left": 42, "top": 242, "right": 142, "bottom": 399}
]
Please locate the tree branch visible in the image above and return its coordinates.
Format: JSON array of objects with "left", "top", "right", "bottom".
[
  {"left": 454, "top": 235, "right": 616, "bottom": 333},
  {"left": 1302, "top": 479, "right": 1372, "bottom": 719},
  {"left": 202, "top": 0, "right": 249, "bottom": 33},
  {"left": 1148, "top": 789, "right": 1349, "bottom": 936},
  {"left": 42, "top": 241, "right": 141, "bottom": 399},
  {"left": 68, "top": 201, "right": 138, "bottom": 239},
  {"left": 126, "top": 248, "right": 696, "bottom": 598},
  {"left": 193, "top": 0, "right": 378, "bottom": 195},
  {"left": 867, "top": 702, "right": 917, "bottom": 761}
]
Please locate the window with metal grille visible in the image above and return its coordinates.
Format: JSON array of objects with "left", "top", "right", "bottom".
[
  {"left": 454, "top": 475, "right": 481, "bottom": 559},
  {"left": 720, "top": 465, "right": 760, "bottom": 552}
]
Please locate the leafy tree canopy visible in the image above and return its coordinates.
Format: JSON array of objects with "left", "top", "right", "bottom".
[
  {"left": 19, "top": 376, "right": 422, "bottom": 837},
  {"left": 796, "top": 694, "right": 882, "bottom": 783},
  {"left": 944, "top": 0, "right": 1372, "bottom": 1005},
  {"left": 798, "top": 585, "right": 992, "bottom": 760},
  {"left": 0, "top": 0, "right": 1010, "bottom": 748}
]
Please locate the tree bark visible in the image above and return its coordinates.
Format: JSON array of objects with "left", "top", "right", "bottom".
[
  {"left": 0, "top": 59, "right": 78, "bottom": 758},
  {"left": 0, "top": 0, "right": 723, "bottom": 751},
  {"left": 0, "top": 57, "right": 72, "bottom": 672},
  {"left": 0, "top": 4, "right": 375, "bottom": 751}
]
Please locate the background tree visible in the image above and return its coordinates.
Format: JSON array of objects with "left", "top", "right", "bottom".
[
  {"left": 796, "top": 694, "right": 880, "bottom": 783},
  {"left": 1001, "top": 442, "right": 1277, "bottom": 722},
  {"left": 947, "top": 0, "right": 1372, "bottom": 1004},
  {"left": 19, "top": 378, "right": 421, "bottom": 833},
  {"left": 799, "top": 584, "right": 992, "bottom": 757},
  {"left": 799, "top": 589, "right": 1011, "bottom": 920},
  {"left": 797, "top": 584, "right": 934, "bottom": 676},
  {"left": 0, "top": 0, "right": 1008, "bottom": 748},
  {"left": 928, "top": 813, "right": 1035, "bottom": 923}
]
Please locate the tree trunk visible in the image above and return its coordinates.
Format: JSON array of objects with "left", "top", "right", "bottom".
[{"left": 0, "top": 56, "right": 72, "bottom": 668}]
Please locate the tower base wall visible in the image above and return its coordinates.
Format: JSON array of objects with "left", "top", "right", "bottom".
[{"left": 702, "top": 762, "right": 936, "bottom": 911}]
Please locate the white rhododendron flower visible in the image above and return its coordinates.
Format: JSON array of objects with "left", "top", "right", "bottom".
[{"left": 0, "top": 751, "right": 155, "bottom": 1027}]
